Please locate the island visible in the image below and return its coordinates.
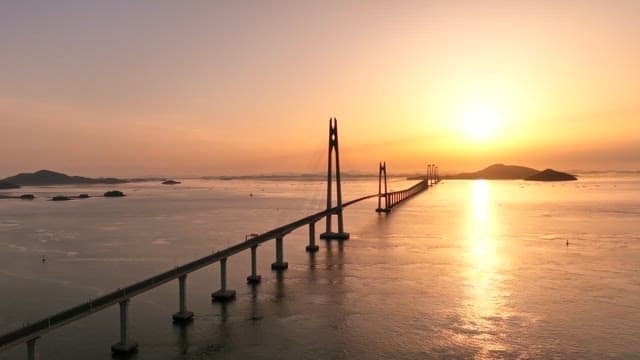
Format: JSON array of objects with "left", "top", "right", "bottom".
[
  {"left": 0, "top": 193, "right": 36, "bottom": 200},
  {"left": 162, "top": 179, "right": 181, "bottom": 185},
  {"left": 442, "top": 163, "right": 578, "bottom": 182},
  {"left": 525, "top": 169, "right": 577, "bottom": 181},
  {"left": 0, "top": 170, "right": 127, "bottom": 186},
  {"left": 104, "top": 190, "right": 125, "bottom": 197},
  {"left": 445, "top": 164, "right": 539, "bottom": 180},
  {"left": 52, "top": 195, "right": 72, "bottom": 201},
  {"left": 0, "top": 182, "right": 21, "bottom": 189}
]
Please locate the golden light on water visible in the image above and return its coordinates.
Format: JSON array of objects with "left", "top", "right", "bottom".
[
  {"left": 462, "top": 180, "right": 510, "bottom": 353},
  {"left": 468, "top": 181, "right": 495, "bottom": 261}
]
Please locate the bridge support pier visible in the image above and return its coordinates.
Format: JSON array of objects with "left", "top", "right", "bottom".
[
  {"left": 172, "top": 274, "right": 194, "bottom": 322},
  {"left": 271, "top": 236, "right": 288, "bottom": 270},
  {"left": 246, "top": 245, "right": 262, "bottom": 284},
  {"left": 111, "top": 299, "right": 138, "bottom": 354},
  {"left": 306, "top": 222, "right": 319, "bottom": 252},
  {"left": 212, "top": 258, "right": 236, "bottom": 302},
  {"left": 26, "top": 337, "right": 38, "bottom": 360}
]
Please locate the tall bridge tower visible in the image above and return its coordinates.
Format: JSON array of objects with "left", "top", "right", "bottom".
[
  {"left": 320, "top": 117, "right": 349, "bottom": 240},
  {"left": 376, "top": 161, "right": 390, "bottom": 212}
]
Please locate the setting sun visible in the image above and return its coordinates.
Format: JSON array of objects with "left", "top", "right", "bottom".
[{"left": 460, "top": 106, "right": 503, "bottom": 141}]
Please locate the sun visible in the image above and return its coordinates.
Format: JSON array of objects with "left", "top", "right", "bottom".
[{"left": 460, "top": 106, "right": 502, "bottom": 141}]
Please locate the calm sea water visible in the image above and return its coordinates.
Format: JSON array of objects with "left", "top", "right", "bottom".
[{"left": 1, "top": 175, "right": 639, "bottom": 359}]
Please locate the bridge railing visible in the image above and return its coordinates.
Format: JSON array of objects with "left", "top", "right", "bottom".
[{"left": 385, "top": 179, "right": 429, "bottom": 209}]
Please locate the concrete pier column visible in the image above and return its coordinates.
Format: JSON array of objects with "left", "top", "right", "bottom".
[
  {"left": 271, "top": 236, "right": 288, "bottom": 270},
  {"left": 212, "top": 257, "right": 236, "bottom": 302},
  {"left": 306, "top": 222, "right": 319, "bottom": 252},
  {"left": 26, "top": 338, "right": 38, "bottom": 360},
  {"left": 111, "top": 299, "right": 138, "bottom": 354},
  {"left": 246, "top": 245, "right": 262, "bottom": 284},
  {"left": 172, "top": 274, "right": 194, "bottom": 322}
]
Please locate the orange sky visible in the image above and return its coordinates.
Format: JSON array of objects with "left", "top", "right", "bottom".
[{"left": 1, "top": 1, "right": 639, "bottom": 177}]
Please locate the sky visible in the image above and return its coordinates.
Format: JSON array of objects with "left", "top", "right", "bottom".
[{"left": 1, "top": 0, "right": 639, "bottom": 177}]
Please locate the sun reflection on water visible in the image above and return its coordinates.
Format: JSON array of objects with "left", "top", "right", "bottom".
[
  {"left": 459, "top": 180, "right": 511, "bottom": 356},
  {"left": 468, "top": 180, "right": 496, "bottom": 272}
]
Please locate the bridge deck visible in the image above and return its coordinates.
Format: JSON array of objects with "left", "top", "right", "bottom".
[{"left": 0, "top": 193, "right": 379, "bottom": 351}]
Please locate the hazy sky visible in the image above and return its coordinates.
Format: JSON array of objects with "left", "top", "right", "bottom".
[{"left": 1, "top": 0, "right": 639, "bottom": 177}]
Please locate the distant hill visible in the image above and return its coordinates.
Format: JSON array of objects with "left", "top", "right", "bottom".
[
  {"left": 446, "top": 164, "right": 539, "bottom": 180},
  {"left": 0, "top": 182, "right": 21, "bottom": 189},
  {"left": 525, "top": 169, "right": 577, "bottom": 181},
  {"left": 0, "top": 170, "right": 127, "bottom": 186}
]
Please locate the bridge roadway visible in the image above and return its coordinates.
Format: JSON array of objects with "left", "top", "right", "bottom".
[
  {"left": 384, "top": 179, "right": 430, "bottom": 210},
  {"left": 0, "top": 192, "right": 381, "bottom": 352}
]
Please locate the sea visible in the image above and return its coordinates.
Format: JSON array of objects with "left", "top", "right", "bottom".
[{"left": 0, "top": 174, "right": 639, "bottom": 359}]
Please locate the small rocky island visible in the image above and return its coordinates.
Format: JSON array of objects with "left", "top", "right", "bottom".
[
  {"left": 0, "top": 193, "right": 35, "bottom": 200},
  {"left": 104, "top": 190, "right": 125, "bottom": 197},
  {"left": 162, "top": 179, "right": 181, "bottom": 185},
  {"left": 52, "top": 195, "right": 72, "bottom": 201},
  {"left": 525, "top": 169, "right": 577, "bottom": 181}
]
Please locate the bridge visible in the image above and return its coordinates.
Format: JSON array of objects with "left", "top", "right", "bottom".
[{"left": 0, "top": 118, "right": 440, "bottom": 359}]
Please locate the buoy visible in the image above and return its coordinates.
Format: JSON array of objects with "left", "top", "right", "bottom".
[{"left": 41, "top": 255, "right": 46, "bottom": 263}]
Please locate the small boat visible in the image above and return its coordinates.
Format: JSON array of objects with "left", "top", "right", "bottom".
[{"left": 162, "top": 179, "right": 181, "bottom": 185}]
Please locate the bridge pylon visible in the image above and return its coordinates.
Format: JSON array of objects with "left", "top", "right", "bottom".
[
  {"left": 427, "top": 164, "right": 439, "bottom": 185},
  {"left": 376, "top": 161, "right": 390, "bottom": 212},
  {"left": 320, "top": 117, "right": 350, "bottom": 240}
]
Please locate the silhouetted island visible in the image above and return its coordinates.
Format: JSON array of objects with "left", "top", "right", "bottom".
[
  {"left": 0, "top": 182, "right": 20, "bottom": 189},
  {"left": 445, "top": 164, "right": 539, "bottom": 180},
  {"left": 104, "top": 190, "right": 125, "bottom": 197},
  {"left": 525, "top": 169, "right": 577, "bottom": 181},
  {"left": 162, "top": 179, "right": 181, "bottom": 185},
  {"left": 443, "top": 164, "right": 578, "bottom": 182},
  {"left": 0, "top": 170, "right": 126, "bottom": 186},
  {"left": 52, "top": 195, "right": 72, "bottom": 201},
  {"left": 0, "top": 193, "right": 35, "bottom": 200}
]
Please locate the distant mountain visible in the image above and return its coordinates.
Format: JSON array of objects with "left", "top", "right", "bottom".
[
  {"left": 0, "top": 182, "right": 21, "bottom": 189},
  {"left": 0, "top": 170, "right": 127, "bottom": 186},
  {"left": 525, "top": 169, "right": 577, "bottom": 181},
  {"left": 446, "top": 164, "right": 539, "bottom": 180}
]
